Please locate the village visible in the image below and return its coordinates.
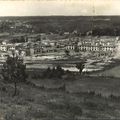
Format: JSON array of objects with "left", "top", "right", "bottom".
[
  {"left": 1, "top": 14, "right": 120, "bottom": 120},
  {"left": 0, "top": 33, "right": 119, "bottom": 59},
  {"left": 0, "top": 31, "right": 119, "bottom": 74},
  {"left": 0, "top": 17, "right": 119, "bottom": 63}
]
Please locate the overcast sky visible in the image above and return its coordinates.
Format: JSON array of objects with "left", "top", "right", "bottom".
[{"left": 0, "top": 0, "right": 119, "bottom": 16}]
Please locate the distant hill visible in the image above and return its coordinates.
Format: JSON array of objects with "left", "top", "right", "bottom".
[{"left": 0, "top": 16, "right": 120, "bottom": 35}]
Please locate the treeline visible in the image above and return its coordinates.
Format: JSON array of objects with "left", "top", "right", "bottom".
[
  {"left": 32, "top": 66, "right": 66, "bottom": 79},
  {"left": 26, "top": 16, "right": 120, "bottom": 36},
  {"left": 32, "top": 61, "right": 86, "bottom": 79},
  {"left": 42, "top": 66, "right": 64, "bottom": 79},
  {"left": 92, "top": 27, "right": 120, "bottom": 36},
  {"left": 29, "top": 22, "right": 120, "bottom": 36},
  {"left": 1, "top": 16, "right": 120, "bottom": 36}
]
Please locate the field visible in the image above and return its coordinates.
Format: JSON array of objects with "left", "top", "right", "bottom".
[{"left": 1, "top": 75, "right": 120, "bottom": 119}]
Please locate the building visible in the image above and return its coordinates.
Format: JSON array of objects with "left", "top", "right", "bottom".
[
  {"left": 7, "top": 44, "right": 16, "bottom": 51},
  {"left": 0, "top": 45, "right": 7, "bottom": 52},
  {"left": 65, "top": 36, "right": 118, "bottom": 57}
]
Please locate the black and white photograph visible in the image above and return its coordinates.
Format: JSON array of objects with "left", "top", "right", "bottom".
[{"left": 1, "top": 0, "right": 120, "bottom": 119}]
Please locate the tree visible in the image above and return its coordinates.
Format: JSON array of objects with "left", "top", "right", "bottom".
[
  {"left": 74, "top": 44, "right": 79, "bottom": 52},
  {"left": 55, "top": 65, "right": 64, "bottom": 78},
  {"left": 2, "top": 51, "right": 27, "bottom": 96},
  {"left": 65, "top": 50, "right": 70, "bottom": 56},
  {"left": 76, "top": 62, "right": 85, "bottom": 75}
]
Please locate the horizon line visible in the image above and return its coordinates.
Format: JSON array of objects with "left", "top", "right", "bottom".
[{"left": 0, "top": 15, "right": 120, "bottom": 17}]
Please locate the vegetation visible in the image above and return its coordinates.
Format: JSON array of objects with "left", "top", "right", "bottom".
[
  {"left": 42, "top": 66, "right": 64, "bottom": 79},
  {"left": 2, "top": 51, "right": 27, "bottom": 96},
  {"left": 2, "top": 16, "right": 120, "bottom": 35},
  {"left": 76, "top": 62, "right": 85, "bottom": 75},
  {"left": 1, "top": 68, "right": 120, "bottom": 119},
  {"left": 65, "top": 50, "right": 70, "bottom": 56}
]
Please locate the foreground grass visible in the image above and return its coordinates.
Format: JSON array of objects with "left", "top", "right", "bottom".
[{"left": 1, "top": 76, "right": 120, "bottom": 120}]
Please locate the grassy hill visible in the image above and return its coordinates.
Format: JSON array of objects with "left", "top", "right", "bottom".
[{"left": 1, "top": 75, "right": 120, "bottom": 119}]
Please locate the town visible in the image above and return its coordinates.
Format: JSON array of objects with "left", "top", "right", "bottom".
[
  {"left": 0, "top": 27, "right": 120, "bottom": 73},
  {"left": 0, "top": 32, "right": 119, "bottom": 59},
  {"left": 0, "top": 17, "right": 119, "bottom": 60}
]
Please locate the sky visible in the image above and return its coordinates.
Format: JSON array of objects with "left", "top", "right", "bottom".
[{"left": 0, "top": 0, "right": 120, "bottom": 16}]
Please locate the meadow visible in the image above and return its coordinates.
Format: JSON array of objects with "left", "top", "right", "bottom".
[{"left": 1, "top": 74, "right": 120, "bottom": 119}]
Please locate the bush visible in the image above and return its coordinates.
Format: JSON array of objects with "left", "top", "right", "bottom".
[{"left": 42, "top": 66, "right": 65, "bottom": 79}]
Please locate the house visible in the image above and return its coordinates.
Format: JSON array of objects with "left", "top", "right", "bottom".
[
  {"left": 64, "top": 32, "right": 69, "bottom": 35},
  {"left": 0, "top": 45, "right": 7, "bottom": 52},
  {"left": 65, "top": 44, "right": 75, "bottom": 50},
  {"left": 7, "top": 44, "right": 16, "bottom": 51}
]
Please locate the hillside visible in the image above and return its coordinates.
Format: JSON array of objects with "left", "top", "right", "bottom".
[{"left": 1, "top": 75, "right": 120, "bottom": 119}]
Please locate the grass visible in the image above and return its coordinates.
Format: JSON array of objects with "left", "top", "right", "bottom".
[{"left": 1, "top": 75, "right": 120, "bottom": 119}]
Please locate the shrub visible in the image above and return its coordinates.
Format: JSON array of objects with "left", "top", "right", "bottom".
[{"left": 42, "top": 66, "right": 65, "bottom": 79}]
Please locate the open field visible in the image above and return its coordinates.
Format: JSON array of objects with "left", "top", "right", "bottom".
[{"left": 1, "top": 75, "right": 120, "bottom": 119}]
